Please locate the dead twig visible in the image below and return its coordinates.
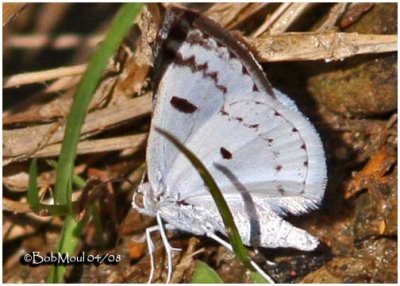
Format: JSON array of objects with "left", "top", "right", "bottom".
[
  {"left": 171, "top": 238, "right": 202, "bottom": 283},
  {"left": 3, "top": 211, "right": 56, "bottom": 241},
  {"left": 225, "top": 3, "right": 267, "bottom": 30},
  {"left": 3, "top": 3, "right": 27, "bottom": 27},
  {"left": 206, "top": 3, "right": 249, "bottom": 28},
  {"left": 316, "top": 3, "right": 348, "bottom": 31},
  {"left": 4, "top": 64, "right": 87, "bottom": 88},
  {"left": 4, "top": 34, "right": 103, "bottom": 50},
  {"left": 4, "top": 74, "right": 117, "bottom": 126},
  {"left": 42, "top": 75, "right": 81, "bottom": 93},
  {"left": 252, "top": 3, "right": 291, "bottom": 38},
  {"left": 3, "top": 94, "right": 152, "bottom": 163},
  {"left": 3, "top": 197, "right": 32, "bottom": 213},
  {"left": 249, "top": 32, "right": 397, "bottom": 62},
  {"left": 268, "top": 3, "right": 312, "bottom": 35},
  {"left": 339, "top": 3, "right": 375, "bottom": 29},
  {"left": 33, "top": 133, "right": 147, "bottom": 158}
]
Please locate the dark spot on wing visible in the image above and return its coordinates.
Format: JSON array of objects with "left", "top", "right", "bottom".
[
  {"left": 248, "top": 124, "right": 259, "bottom": 128},
  {"left": 198, "top": 62, "right": 208, "bottom": 70},
  {"left": 177, "top": 200, "right": 190, "bottom": 206},
  {"left": 220, "top": 147, "right": 232, "bottom": 159},
  {"left": 252, "top": 84, "right": 259, "bottom": 92},
  {"left": 301, "top": 144, "right": 306, "bottom": 150},
  {"left": 276, "top": 165, "right": 282, "bottom": 171},
  {"left": 186, "top": 31, "right": 212, "bottom": 50},
  {"left": 209, "top": 71, "right": 218, "bottom": 82},
  {"left": 278, "top": 187, "right": 285, "bottom": 195},
  {"left": 304, "top": 161, "right": 309, "bottom": 167},
  {"left": 242, "top": 65, "right": 249, "bottom": 75},
  {"left": 170, "top": 96, "right": 198, "bottom": 113},
  {"left": 274, "top": 111, "right": 280, "bottom": 116},
  {"left": 228, "top": 49, "right": 236, "bottom": 59},
  {"left": 292, "top": 128, "right": 298, "bottom": 132},
  {"left": 219, "top": 108, "right": 229, "bottom": 116},
  {"left": 218, "top": 84, "right": 228, "bottom": 94},
  {"left": 173, "top": 53, "right": 227, "bottom": 94}
]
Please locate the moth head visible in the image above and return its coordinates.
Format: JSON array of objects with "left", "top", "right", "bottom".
[{"left": 132, "top": 182, "right": 158, "bottom": 216}]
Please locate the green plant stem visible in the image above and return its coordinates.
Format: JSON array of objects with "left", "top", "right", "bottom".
[
  {"left": 47, "top": 215, "right": 87, "bottom": 283},
  {"left": 53, "top": 3, "right": 143, "bottom": 209}
]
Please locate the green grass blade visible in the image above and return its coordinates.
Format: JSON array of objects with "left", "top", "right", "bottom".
[
  {"left": 39, "top": 205, "right": 70, "bottom": 216},
  {"left": 47, "top": 215, "right": 87, "bottom": 283},
  {"left": 46, "top": 159, "right": 86, "bottom": 188},
  {"left": 47, "top": 4, "right": 143, "bottom": 283},
  {"left": 191, "top": 261, "right": 224, "bottom": 283},
  {"left": 155, "top": 127, "right": 253, "bottom": 271},
  {"left": 53, "top": 3, "right": 143, "bottom": 209},
  {"left": 28, "top": 159, "right": 40, "bottom": 212},
  {"left": 28, "top": 159, "right": 68, "bottom": 215},
  {"left": 249, "top": 271, "right": 269, "bottom": 283}
]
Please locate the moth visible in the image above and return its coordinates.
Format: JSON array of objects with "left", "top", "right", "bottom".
[{"left": 132, "top": 6, "right": 327, "bottom": 283}]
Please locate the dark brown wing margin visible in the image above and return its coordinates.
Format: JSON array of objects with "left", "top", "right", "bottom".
[{"left": 152, "top": 6, "right": 275, "bottom": 104}]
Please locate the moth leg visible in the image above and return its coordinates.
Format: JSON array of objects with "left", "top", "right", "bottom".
[
  {"left": 205, "top": 231, "right": 274, "bottom": 284},
  {"left": 145, "top": 225, "right": 160, "bottom": 283},
  {"left": 156, "top": 212, "right": 182, "bottom": 283},
  {"left": 254, "top": 248, "right": 276, "bottom": 266}
]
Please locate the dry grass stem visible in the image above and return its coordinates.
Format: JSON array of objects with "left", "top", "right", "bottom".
[
  {"left": 43, "top": 75, "right": 81, "bottom": 93},
  {"left": 3, "top": 3, "right": 27, "bottom": 27},
  {"left": 4, "top": 162, "right": 88, "bottom": 193},
  {"left": 3, "top": 214, "right": 51, "bottom": 241},
  {"left": 251, "top": 3, "right": 291, "bottom": 38},
  {"left": 3, "top": 197, "right": 32, "bottom": 213},
  {"left": 4, "top": 88, "right": 75, "bottom": 125},
  {"left": 4, "top": 34, "right": 103, "bottom": 50},
  {"left": 35, "top": 3, "right": 69, "bottom": 34},
  {"left": 316, "top": 3, "right": 348, "bottom": 31},
  {"left": 206, "top": 3, "right": 268, "bottom": 30},
  {"left": 339, "top": 3, "right": 375, "bottom": 29},
  {"left": 4, "top": 64, "right": 87, "bottom": 88},
  {"left": 4, "top": 94, "right": 151, "bottom": 163},
  {"left": 268, "top": 3, "right": 313, "bottom": 34},
  {"left": 250, "top": 32, "right": 397, "bottom": 62},
  {"left": 33, "top": 133, "right": 147, "bottom": 158},
  {"left": 2, "top": 3, "right": 398, "bottom": 283},
  {"left": 171, "top": 238, "right": 202, "bottom": 283},
  {"left": 226, "top": 3, "right": 268, "bottom": 30},
  {"left": 4, "top": 75, "right": 117, "bottom": 126},
  {"left": 206, "top": 3, "right": 249, "bottom": 28}
]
